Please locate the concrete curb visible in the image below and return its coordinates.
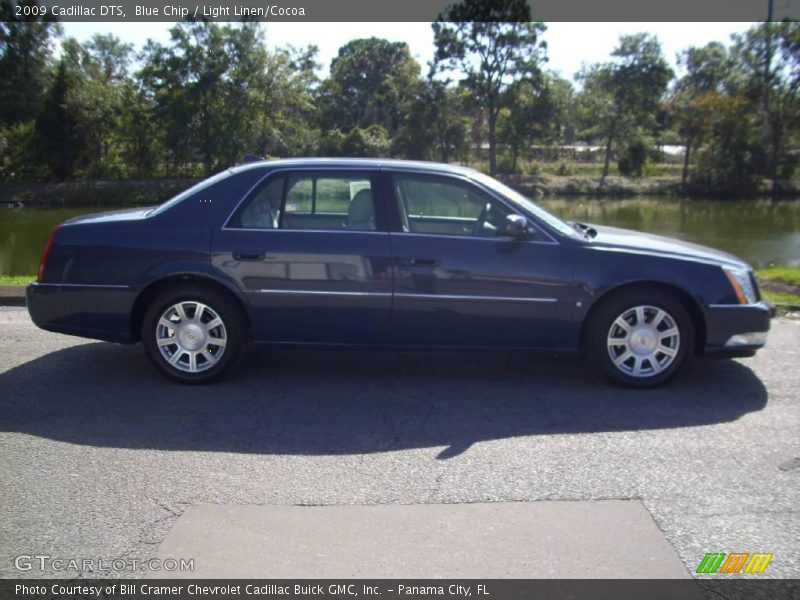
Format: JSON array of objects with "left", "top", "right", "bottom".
[{"left": 0, "top": 285, "right": 26, "bottom": 306}]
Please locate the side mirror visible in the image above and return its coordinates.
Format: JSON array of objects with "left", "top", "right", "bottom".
[{"left": 497, "top": 214, "right": 529, "bottom": 238}]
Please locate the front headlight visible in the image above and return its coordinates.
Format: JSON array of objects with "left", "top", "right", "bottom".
[{"left": 723, "top": 265, "right": 757, "bottom": 304}]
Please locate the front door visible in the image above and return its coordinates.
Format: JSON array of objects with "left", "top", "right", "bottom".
[
  {"left": 387, "top": 171, "right": 575, "bottom": 348},
  {"left": 212, "top": 169, "right": 393, "bottom": 345}
]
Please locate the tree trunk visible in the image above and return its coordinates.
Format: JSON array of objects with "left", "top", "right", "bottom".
[
  {"left": 770, "top": 117, "right": 781, "bottom": 194},
  {"left": 681, "top": 134, "right": 693, "bottom": 186},
  {"left": 602, "top": 127, "right": 613, "bottom": 181},
  {"left": 488, "top": 107, "right": 498, "bottom": 176}
]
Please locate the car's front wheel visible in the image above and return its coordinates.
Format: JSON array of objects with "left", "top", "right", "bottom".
[
  {"left": 142, "top": 285, "right": 246, "bottom": 383},
  {"left": 587, "top": 288, "right": 694, "bottom": 387}
]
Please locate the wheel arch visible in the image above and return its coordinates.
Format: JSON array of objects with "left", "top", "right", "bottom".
[
  {"left": 130, "top": 273, "right": 251, "bottom": 343},
  {"left": 579, "top": 280, "right": 707, "bottom": 355}
]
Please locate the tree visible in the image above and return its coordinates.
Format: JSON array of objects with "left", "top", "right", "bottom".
[
  {"left": 576, "top": 33, "right": 673, "bottom": 180},
  {"left": 730, "top": 22, "right": 800, "bottom": 185},
  {"left": 498, "top": 73, "right": 571, "bottom": 172},
  {"left": 139, "top": 24, "right": 320, "bottom": 173},
  {"left": 398, "top": 78, "right": 469, "bottom": 163},
  {"left": 55, "top": 35, "right": 134, "bottom": 177},
  {"left": 35, "top": 60, "right": 87, "bottom": 179},
  {"left": 0, "top": 0, "right": 60, "bottom": 126},
  {"left": 319, "top": 38, "right": 420, "bottom": 137},
  {"left": 690, "top": 94, "right": 760, "bottom": 195},
  {"left": 671, "top": 42, "right": 732, "bottom": 184},
  {"left": 257, "top": 45, "right": 319, "bottom": 158},
  {"left": 431, "top": 0, "right": 546, "bottom": 174}
]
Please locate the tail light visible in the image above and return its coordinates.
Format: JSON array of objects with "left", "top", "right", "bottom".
[{"left": 37, "top": 224, "right": 61, "bottom": 282}]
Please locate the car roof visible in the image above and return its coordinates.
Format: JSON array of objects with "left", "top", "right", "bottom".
[{"left": 230, "top": 157, "right": 480, "bottom": 177}]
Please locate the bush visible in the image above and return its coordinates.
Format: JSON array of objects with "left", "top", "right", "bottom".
[
  {"left": 496, "top": 151, "right": 517, "bottom": 174},
  {"left": 617, "top": 140, "right": 648, "bottom": 177},
  {"left": 341, "top": 125, "right": 392, "bottom": 158},
  {"left": 0, "top": 121, "right": 45, "bottom": 181},
  {"left": 556, "top": 161, "right": 573, "bottom": 176}
]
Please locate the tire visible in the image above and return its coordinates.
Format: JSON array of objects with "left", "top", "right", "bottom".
[
  {"left": 586, "top": 287, "right": 694, "bottom": 388},
  {"left": 141, "top": 284, "right": 247, "bottom": 384}
]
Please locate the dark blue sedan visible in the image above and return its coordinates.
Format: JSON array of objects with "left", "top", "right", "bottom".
[{"left": 27, "top": 159, "right": 770, "bottom": 386}]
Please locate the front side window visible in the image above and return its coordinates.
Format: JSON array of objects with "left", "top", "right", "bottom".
[
  {"left": 228, "top": 172, "right": 376, "bottom": 231},
  {"left": 392, "top": 173, "right": 513, "bottom": 238}
]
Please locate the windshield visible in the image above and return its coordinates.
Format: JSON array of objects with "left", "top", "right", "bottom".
[
  {"left": 147, "top": 169, "right": 234, "bottom": 217},
  {"left": 471, "top": 172, "right": 581, "bottom": 239}
]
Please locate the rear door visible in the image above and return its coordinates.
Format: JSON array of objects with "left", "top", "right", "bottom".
[
  {"left": 386, "top": 170, "right": 575, "bottom": 348},
  {"left": 211, "top": 168, "right": 393, "bottom": 345}
]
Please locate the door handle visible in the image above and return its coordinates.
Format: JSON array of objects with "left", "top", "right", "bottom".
[
  {"left": 402, "top": 258, "right": 439, "bottom": 267},
  {"left": 233, "top": 251, "right": 264, "bottom": 261}
]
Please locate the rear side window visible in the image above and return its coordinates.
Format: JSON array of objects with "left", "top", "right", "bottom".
[
  {"left": 231, "top": 176, "right": 285, "bottom": 229},
  {"left": 228, "top": 171, "right": 376, "bottom": 231}
]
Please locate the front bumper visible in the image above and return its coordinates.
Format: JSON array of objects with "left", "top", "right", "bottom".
[{"left": 702, "top": 301, "right": 771, "bottom": 358}]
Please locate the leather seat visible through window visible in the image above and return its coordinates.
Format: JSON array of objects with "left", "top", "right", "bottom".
[{"left": 346, "top": 189, "right": 375, "bottom": 230}]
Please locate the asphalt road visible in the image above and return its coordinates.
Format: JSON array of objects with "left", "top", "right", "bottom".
[{"left": 0, "top": 306, "right": 798, "bottom": 579}]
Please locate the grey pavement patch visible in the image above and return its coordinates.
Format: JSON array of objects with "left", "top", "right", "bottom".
[{"left": 148, "top": 501, "right": 692, "bottom": 579}]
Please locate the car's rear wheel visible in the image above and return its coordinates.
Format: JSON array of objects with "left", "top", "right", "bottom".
[
  {"left": 587, "top": 288, "right": 694, "bottom": 387},
  {"left": 142, "top": 285, "right": 246, "bottom": 383}
]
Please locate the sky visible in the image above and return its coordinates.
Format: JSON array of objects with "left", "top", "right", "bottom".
[{"left": 60, "top": 21, "right": 757, "bottom": 80}]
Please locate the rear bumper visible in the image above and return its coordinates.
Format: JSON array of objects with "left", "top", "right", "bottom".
[
  {"left": 27, "top": 282, "right": 138, "bottom": 344},
  {"left": 701, "top": 301, "right": 771, "bottom": 358}
]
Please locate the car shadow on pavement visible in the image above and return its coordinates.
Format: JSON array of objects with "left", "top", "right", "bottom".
[{"left": 0, "top": 342, "right": 768, "bottom": 459}]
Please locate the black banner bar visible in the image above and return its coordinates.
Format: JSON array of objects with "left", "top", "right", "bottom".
[
  {"left": 6, "top": 0, "right": 800, "bottom": 22},
  {"left": 2, "top": 580, "right": 800, "bottom": 600}
]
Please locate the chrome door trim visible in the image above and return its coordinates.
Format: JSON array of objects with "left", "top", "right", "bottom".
[
  {"left": 32, "top": 282, "right": 131, "bottom": 289},
  {"left": 252, "top": 288, "right": 558, "bottom": 303},
  {"left": 255, "top": 289, "right": 392, "bottom": 298},
  {"left": 395, "top": 292, "right": 559, "bottom": 303}
]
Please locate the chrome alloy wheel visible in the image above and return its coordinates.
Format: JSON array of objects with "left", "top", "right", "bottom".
[
  {"left": 606, "top": 305, "right": 680, "bottom": 378},
  {"left": 155, "top": 301, "right": 227, "bottom": 373}
]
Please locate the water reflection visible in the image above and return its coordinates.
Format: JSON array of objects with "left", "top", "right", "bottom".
[
  {"left": 1, "top": 197, "right": 798, "bottom": 276},
  {"left": 538, "top": 197, "right": 800, "bottom": 268}
]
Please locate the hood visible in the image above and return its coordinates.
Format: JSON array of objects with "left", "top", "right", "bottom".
[
  {"left": 63, "top": 207, "right": 154, "bottom": 226},
  {"left": 586, "top": 224, "right": 749, "bottom": 269}
]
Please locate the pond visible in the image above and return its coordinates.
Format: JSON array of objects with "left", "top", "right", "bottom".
[{"left": 1, "top": 197, "right": 799, "bottom": 277}]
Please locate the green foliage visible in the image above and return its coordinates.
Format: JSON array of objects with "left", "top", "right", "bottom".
[
  {"left": 0, "top": 19, "right": 797, "bottom": 193},
  {"left": 398, "top": 79, "right": 470, "bottom": 162},
  {"left": 689, "top": 95, "right": 761, "bottom": 195},
  {"left": 0, "top": 275, "right": 35, "bottom": 285},
  {"left": 576, "top": 33, "right": 673, "bottom": 180},
  {"left": 555, "top": 162, "right": 572, "bottom": 176},
  {"left": 0, "top": 1, "right": 61, "bottom": 126},
  {"left": 755, "top": 267, "right": 800, "bottom": 287},
  {"left": 319, "top": 38, "right": 420, "bottom": 136},
  {"left": 340, "top": 125, "right": 392, "bottom": 158},
  {"left": 617, "top": 136, "right": 651, "bottom": 177},
  {"left": 35, "top": 60, "right": 88, "bottom": 180},
  {"left": 0, "top": 120, "right": 42, "bottom": 180},
  {"left": 498, "top": 74, "right": 572, "bottom": 172}
]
